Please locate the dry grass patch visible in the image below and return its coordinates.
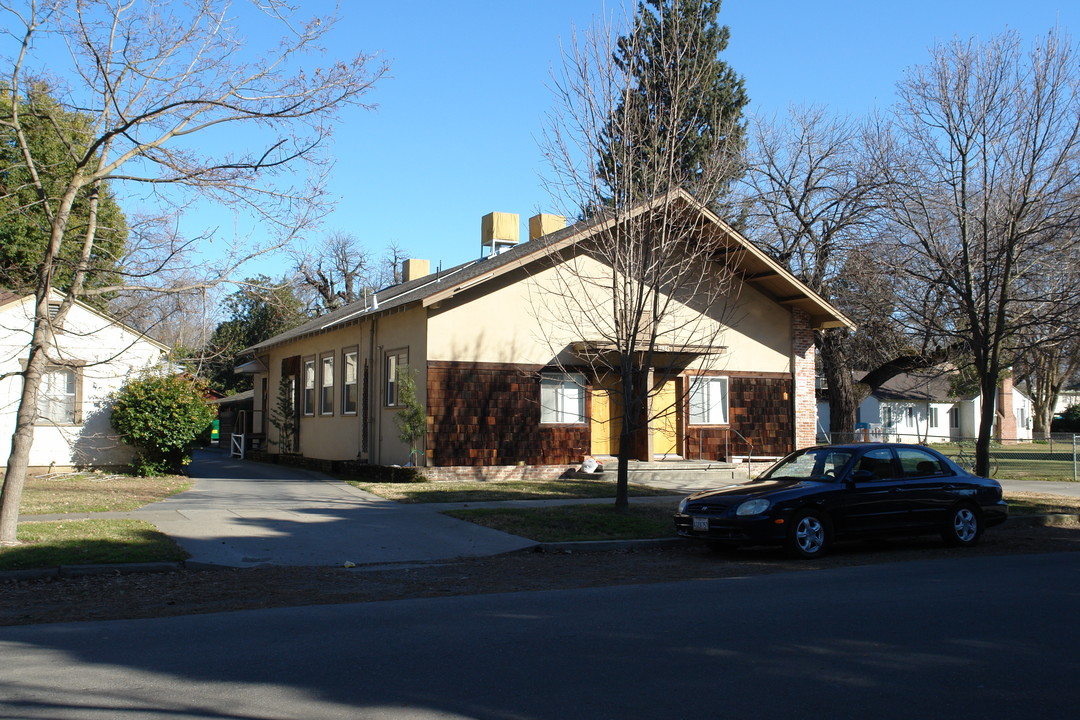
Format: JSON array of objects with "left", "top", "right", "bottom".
[
  {"left": 444, "top": 503, "right": 675, "bottom": 542},
  {"left": 20, "top": 472, "right": 190, "bottom": 515},
  {"left": 347, "top": 478, "right": 672, "bottom": 504},
  {"left": 1, "top": 519, "right": 189, "bottom": 570},
  {"left": 1006, "top": 492, "right": 1080, "bottom": 515}
]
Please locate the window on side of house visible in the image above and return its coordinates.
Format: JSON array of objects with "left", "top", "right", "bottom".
[
  {"left": 37, "top": 366, "right": 80, "bottom": 424},
  {"left": 882, "top": 406, "right": 893, "bottom": 427},
  {"left": 320, "top": 353, "right": 334, "bottom": 415},
  {"left": 302, "top": 357, "right": 316, "bottom": 416},
  {"left": 949, "top": 407, "right": 959, "bottom": 429},
  {"left": 540, "top": 372, "right": 586, "bottom": 424},
  {"left": 343, "top": 349, "right": 358, "bottom": 415},
  {"left": 385, "top": 349, "right": 408, "bottom": 407},
  {"left": 929, "top": 407, "right": 939, "bottom": 428},
  {"left": 689, "top": 376, "right": 729, "bottom": 425}
]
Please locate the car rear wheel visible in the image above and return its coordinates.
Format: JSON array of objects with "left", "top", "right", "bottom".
[
  {"left": 942, "top": 504, "right": 982, "bottom": 547},
  {"left": 787, "top": 510, "right": 829, "bottom": 559}
]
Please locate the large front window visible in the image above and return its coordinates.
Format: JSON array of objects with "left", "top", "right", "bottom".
[
  {"left": 689, "top": 376, "right": 728, "bottom": 425},
  {"left": 37, "top": 367, "right": 78, "bottom": 424},
  {"left": 540, "top": 372, "right": 585, "bottom": 424}
]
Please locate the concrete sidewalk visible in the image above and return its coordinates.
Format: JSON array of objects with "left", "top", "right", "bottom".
[{"left": 126, "top": 450, "right": 537, "bottom": 569}]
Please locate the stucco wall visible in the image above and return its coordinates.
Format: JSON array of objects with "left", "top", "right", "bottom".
[
  {"left": 427, "top": 252, "right": 793, "bottom": 374},
  {"left": 254, "top": 306, "right": 428, "bottom": 465}
]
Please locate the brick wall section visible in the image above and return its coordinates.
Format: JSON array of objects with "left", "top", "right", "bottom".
[
  {"left": 996, "top": 376, "right": 1018, "bottom": 444},
  {"left": 426, "top": 362, "right": 589, "bottom": 466},
  {"left": 686, "top": 374, "right": 794, "bottom": 460},
  {"left": 791, "top": 309, "right": 817, "bottom": 449},
  {"left": 421, "top": 465, "right": 574, "bottom": 482}
]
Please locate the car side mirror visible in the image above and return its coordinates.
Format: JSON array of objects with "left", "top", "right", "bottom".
[{"left": 850, "top": 469, "right": 874, "bottom": 483}]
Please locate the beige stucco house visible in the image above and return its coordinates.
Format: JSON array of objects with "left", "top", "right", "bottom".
[
  {"left": 0, "top": 290, "right": 169, "bottom": 471},
  {"left": 241, "top": 191, "right": 852, "bottom": 475}
]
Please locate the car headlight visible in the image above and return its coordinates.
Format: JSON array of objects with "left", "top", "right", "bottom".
[
  {"left": 736, "top": 498, "right": 770, "bottom": 516},
  {"left": 677, "top": 497, "right": 689, "bottom": 513}
]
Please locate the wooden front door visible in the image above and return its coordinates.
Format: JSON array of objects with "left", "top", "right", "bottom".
[
  {"left": 590, "top": 379, "right": 623, "bottom": 456},
  {"left": 652, "top": 379, "right": 679, "bottom": 458}
]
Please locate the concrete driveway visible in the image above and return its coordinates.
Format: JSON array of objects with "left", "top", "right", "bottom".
[{"left": 133, "top": 450, "right": 536, "bottom": 568}]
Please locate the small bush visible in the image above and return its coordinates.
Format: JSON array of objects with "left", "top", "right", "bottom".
[{"left": 111, "top": 372, "right": 215, "bottom": 475}]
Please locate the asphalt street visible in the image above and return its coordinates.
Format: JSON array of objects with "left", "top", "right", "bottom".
[{"left": 1, "top": 551, "right": 1078, "bottom": 719}]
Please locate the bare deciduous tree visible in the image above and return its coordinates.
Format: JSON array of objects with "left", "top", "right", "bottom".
[
  {"left": 0, "top": 0, "right": 388, "bottom": 545},
  {"left": 541, "top": 5, "right": 746, "bottom": 507},
  {"left": 872, "top": 29, "right": 1080, "bottom": 474}
]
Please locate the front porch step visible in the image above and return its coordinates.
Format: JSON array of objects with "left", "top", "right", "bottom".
[{"left": 573, "top": 458, "right": 748, "bottom": 486}]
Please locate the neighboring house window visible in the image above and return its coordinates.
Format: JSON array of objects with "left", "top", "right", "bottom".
[
  {"left": 37, "top": 366, "right": 80, "bottom": 424},
  {"left": 385, "top": 349, "right": 408, "bottom": 407},
  {"left": 320, "top": 353, "right": 334, "bottom": 415},
  {"left": 904, "top": 407, "right": 914, "bottom": 428},
  {"left": 949, "top": 408, "right": 959, "bottom": 429},
  {"left": 882, "top": 406, "right": 893, "bottom": 427},
  {"left": 540, "top": 372, "right": 586, "bottom": 424},
  {"left": 302, "top": 357, "right": 316, "bottom": 415},
  {"left": 343, "top": 349, "right": 358, "bottom": 415},
  {"left": 689, "top": 376, "right": 729, "bottom": 425},
  {"left": 929, "top": 407, "right": 939, "bottom": 428}
]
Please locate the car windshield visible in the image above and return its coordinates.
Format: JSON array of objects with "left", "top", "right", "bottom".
[{"left": 760, "top": 448, "right": 856, "bottom": 482}]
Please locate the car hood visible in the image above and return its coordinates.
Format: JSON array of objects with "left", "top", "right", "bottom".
[{"left": 684, "top": 478, "right": 829, "bottom": 503}]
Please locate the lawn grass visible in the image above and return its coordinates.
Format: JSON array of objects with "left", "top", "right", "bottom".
[
  {"left": 934, "top": 442, "right": 1078, "bottom": 481},
  {"left": 19, "top": 472, "right": 190, "bottom": 515},
  {"left": 0, "top": 519, "right": 189, "bottom": 571},
  {"left": 446, "top": 493, "right": 1080, "bottom": 542},
  {"left": 444, "top": 502, "right": 676, "bottom": 542},
  {"left": 1004, "top": 492, "right": 1080, "bottom": 516},
  {"left": 346, "top": 478, "right": 672, "bottom": 503}
]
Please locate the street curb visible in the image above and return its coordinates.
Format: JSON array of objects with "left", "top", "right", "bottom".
[
  {"left": 1009, "top": 513, "right": 1080, "bottom": 527},
  {"left": 0, "top": 561, "right": 185, "bottom": 583},
  {"left": 535, "top": 537, "right": 689, "bottom": 553}
]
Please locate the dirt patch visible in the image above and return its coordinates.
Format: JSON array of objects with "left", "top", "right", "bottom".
[{"left": 3, "top": 521, "right": 1079, "bottom": 627}]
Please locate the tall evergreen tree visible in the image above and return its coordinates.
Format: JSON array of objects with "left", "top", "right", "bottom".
[
  {"left": 0, "top": 86, "right": 127, "bottom": 300},
  {"left": 598, "top": 0, "right": 748, "bottom": 203}
]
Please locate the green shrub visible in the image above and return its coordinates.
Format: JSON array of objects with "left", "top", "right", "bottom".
[{"left": 110, "top": 372, "right": 216, "bottom": 475}]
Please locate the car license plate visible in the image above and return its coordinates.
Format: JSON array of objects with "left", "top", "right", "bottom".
[{"left": 692, "top": 517, "right": 709, "bottom": 532}]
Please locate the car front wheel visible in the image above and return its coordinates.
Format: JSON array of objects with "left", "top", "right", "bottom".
[
  {"left": 942, "top": 505, "right": 982, "bottom": 547},
  {"left": 787, "top": 510, "right": 829, "bottom": 559}
]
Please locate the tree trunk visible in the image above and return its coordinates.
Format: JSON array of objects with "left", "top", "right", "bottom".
[
  {"left": 818, "top": 329, "right": 858, "bottom": 440},
  {"left": 975, "top": 363, "right": 999, "bottom": 478},
  {"left": 0, "top": 298, "right": 54, "bottom": 545}
]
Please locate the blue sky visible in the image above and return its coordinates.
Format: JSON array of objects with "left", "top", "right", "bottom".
[{"left": 225, "top": 0, "right": 1080, "bottom": 283}]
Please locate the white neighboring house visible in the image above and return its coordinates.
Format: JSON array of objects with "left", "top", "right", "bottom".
[
  {"left": 818, "top": 371, "right": 1034, "bottom": 444},
  {"left": 1, "top": 290, "right": 169, "bottom": 471}
]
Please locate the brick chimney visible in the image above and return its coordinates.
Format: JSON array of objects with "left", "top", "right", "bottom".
[
  {"left": 401, "top": 259, "right": 430, "bottom": 283},
  {"left": 996, "top": 375, "right": 1018, "bottom": 444}
]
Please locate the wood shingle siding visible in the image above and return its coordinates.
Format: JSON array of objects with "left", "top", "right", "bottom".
[{"left": 427, "top": 362, "right": 589, "bottom": 466}]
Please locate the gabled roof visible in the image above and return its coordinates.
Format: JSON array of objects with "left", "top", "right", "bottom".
[
  {"left": 244, "top": 190, "right": 854, "bottom": 355},
  {"left": 0, "top": 288, "right": 170, "bottom": 352},
  {"left": 872, "top": 371, "right": 959, "bottom": 403}
]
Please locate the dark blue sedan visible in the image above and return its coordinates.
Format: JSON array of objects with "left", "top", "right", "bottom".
[{"left": 674, "top": 443, "right": 1008, "bottom": 558}]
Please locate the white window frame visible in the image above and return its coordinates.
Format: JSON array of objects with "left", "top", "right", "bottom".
[
  {"left": 319, "top": 353, "right": 334, "bottom": 415},
  {"left": 540, "top": 372, "right": 586, "bottom": 424},
  {"left": 929, "top": 407, "right": 939, "bottom": 428},
  {"left": 385, "top": 349, "right": 408, "bottom": 407},
  {"left": 688, "top": 376, "right": 729, "bottom": 425},
  {"left": 36, "top": 366, "right": 80, "bottom": 425},
  {"left": 302, "top": 357, "right": 316, "bottom": 416},
  {"left": 343, "top": 349, "right": 359, "bottom": 415}
]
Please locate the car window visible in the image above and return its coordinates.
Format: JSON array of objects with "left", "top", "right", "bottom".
[
  {"left": 897, "top": 447, "right": 950, "bottom": 477},
  {"left": 855, "top": 448, "right": 896, "bottom": 481},
  {"left": 763, "top": 448, "right": 854, "bottom": 480}
]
